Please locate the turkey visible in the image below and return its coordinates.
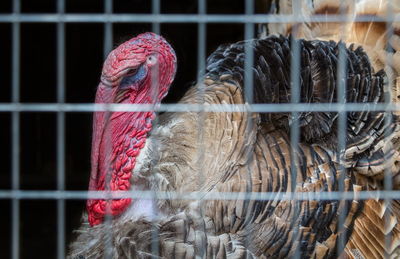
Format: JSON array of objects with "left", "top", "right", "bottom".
[
  {"left": 68, "top": 32, "right": 400, "bottom": 258},
  {"left": 259, "top": 0, "right": 400, "bottom": 257}
]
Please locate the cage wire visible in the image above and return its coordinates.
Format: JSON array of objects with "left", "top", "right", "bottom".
[{"left": 0, "top": 0, "right": 398, "bottom": 258}]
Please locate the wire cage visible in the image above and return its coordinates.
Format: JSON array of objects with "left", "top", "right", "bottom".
[{"left": 0, "top": 0, "right": 399, "bottom": 258}]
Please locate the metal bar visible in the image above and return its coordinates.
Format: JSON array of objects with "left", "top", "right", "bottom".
[
  {"left": 102, "top": 2, "right": 114, "bottom": 259},
  {"left": 1, "top": 190, "right": 399, "bottom": 201},
  {"left": 384, "top": 1, "right": 395, "bottom": 257},
  {"left": 195, "top": 0, "right": 207, "bottom": 197},
  {"left": 152, "top": 0, "right": 160, "bottom": 34},
  {"left": 336, "top": 46, "right": 348, "bottom": 256},
  {"left": 0, "top": 102, "right": 397, "bottom": 113},
  {"left": 56, "top": 1, "right": 66, "bottom": 259},
  {"left": 243, "top": 0, "right": 255, "bottom": 252},
  {"left": 0, "top": 14, "right": 393, "bottom": 24},
  {"left": 103, "top": 0, "right": 113, "bottom": 57},
  {"left": 290, "top": 3, "right": 301, "bottom": 192},
  {"left": 197, "top": 0, "right": 206, "bottom": 78},
  {"left": 11, "top": 0, "right": 21, "bottom": 258},
  {"left": 193, "top": 1, "right": 207, "bottom": 255},
  {"left": 244, "top": 0, "right": 254, "bottom": 103},
  {"left": 290, "top": 1, "right": 301, "bottom": 257},
  {"left": 336, "top": 1, "right": 348, "bottom": 254},
  {"left": 151, "top": 0, "right": 161, "bottom": 256},
  {"left": 56, "top": 116, "right": 66, "bottom": 259}
]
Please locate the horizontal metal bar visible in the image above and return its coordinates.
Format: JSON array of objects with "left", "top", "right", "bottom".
[
  {"left": 0, "top": 102, "right": 396, "bottom": 113},
  {"left": 0, "top": 14, "right": 393, "bottom": 24},
  {"left": 0, "top": 189, "right": 397, "bottom": 201}
]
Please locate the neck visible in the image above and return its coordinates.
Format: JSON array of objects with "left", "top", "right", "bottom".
[{"left": 87, "top": 110, "right": 155, "bottom": 226}]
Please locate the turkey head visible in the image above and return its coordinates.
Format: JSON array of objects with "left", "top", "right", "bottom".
[{"left": 87, "top": 32, "right": 177, "bottom": 226}]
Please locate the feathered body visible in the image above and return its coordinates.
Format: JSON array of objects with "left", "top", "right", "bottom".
[
  {"left": 69, "top": 35, "right": 400, "bottom": 258},
  {"left": 260, "top": 1, "right": 400, "bottom": 258}
]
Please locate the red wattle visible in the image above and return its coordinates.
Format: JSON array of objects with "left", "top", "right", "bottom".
[{"left": 87, "top": 116, "right": 153, "bottom": 227}]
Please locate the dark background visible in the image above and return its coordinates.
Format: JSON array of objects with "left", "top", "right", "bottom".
[{"left": 0, "top": 1, "right": 269, "bottom": 258}]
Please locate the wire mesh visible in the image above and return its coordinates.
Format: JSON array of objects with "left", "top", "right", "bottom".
[{"left": 1, "top": 0, "right": 398, "bottom": 258}]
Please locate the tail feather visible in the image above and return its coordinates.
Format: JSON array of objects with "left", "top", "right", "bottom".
[
  {"left": 308, "top": 0, "right": 355, "bottom": 41},
  {"left": 262, "top": 0, "right": 355, "bottom": 41},
  {"left": 258, "top": 1, "right": 400, "bottom": 258},
  {"left": 345, "top": 199, "right": 400, "bottom": 259},
  {"left": 261, "top": 0, "right": 400, "bottom": 103},
  {"left": 351, "top": 1, "right": 400, "bottom": 105}
]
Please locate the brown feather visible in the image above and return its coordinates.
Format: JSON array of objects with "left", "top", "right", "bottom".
[{"left": 260, "top": 1, "right": 400, "bottom": 257}]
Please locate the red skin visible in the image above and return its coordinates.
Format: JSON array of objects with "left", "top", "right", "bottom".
[{"left": 87, "top": 32, "right": 177, "bottom": 226}]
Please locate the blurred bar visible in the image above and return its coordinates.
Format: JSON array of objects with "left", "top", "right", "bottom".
[
  {"left": 0, "top": 189, "right": 399, "bottom": 201},
  {"left": 194, "top": 0, "right": 207, "bottom": 186},
  {"left": 152, "top": 0, "right": 160, "bottom": 34},
  {"left": 289, "top": 1, "right": 301, "bottom": 258},
  {"left": 336, "top": 1, "right": 348, "bottom": 253},
  {"left": 0, "top": 13, "right": 392, "bottom": 23},
  {"left": 384, "top": 0, "right": 395, "bottom": 256},
  {"left": 243, "top": 0, "right": 255, "bottom": 251},
  {"left": 56, "top": 1, "right": 66, "bottom": 258},
  {"left": 0, "top": 102, "right": 398, "bottom": 113},
  {"left": 244, "top": 0, "right": 254, "bottom": 103},
  {"left": 11, "top": 0, "right": 21, "bottom": 258},
  {"left": 197, "top": 0, "right": 206, "bottom": 78},
  {"left": 151, "top": 0, "right": 161, "bottom": 256},
  {"left": 103, "top": 1, "right": 114, "bottom": 259},
  {"left": 103, "top": 0, "right": 113, "bottom": 58}
]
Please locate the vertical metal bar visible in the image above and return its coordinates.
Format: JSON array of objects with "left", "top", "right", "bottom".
[
  {"left": 195, "top": 0, "right": 207, "bottom": 255},
  {"left": 103, "top": 1, "right": 113, "bottom": 258},
  {"left": 244, "top": 0, "right": 254, "bottom": 104},
  {"left": 290, "top": 0, "right": 301, "bottom": 257},
  {"left": 56, "top": 1, "right": 66, "bottom": 259},
  {"left": 104, "top": 0, "right": 113, "bottom": 58},
  {"left": 243, "top": 0, "right": 255, "bottom": 252},
  {"left": 152, "top": 0, "right": 160, "bottom": 34},
  {"left": 195, "top": 0, "right": 206, "bottom": 187},
  {"left": 150, "top": 0, "right": 161, "bottom": 256},
  {"left": 149, "top": 61, "right": 160, "bottom": 256},
  {"left": 336, "top": 1, "right": 348, "bottom": 254},
  {"left": 336, "top": 43, "right": 347, "bottom": 255},
  {"left": 11, "top": 0, "right": 21, "bottom": 258},
  {"left": 197, "top": 0, "right": 206, "bottom": 79},
  {"left": 384, "top": 1, "right": 394, "bottom": 257}
]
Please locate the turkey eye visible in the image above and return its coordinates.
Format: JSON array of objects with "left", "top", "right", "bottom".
[
  {"left": 147, "top": 55, "right": 157, "bottom": 65},
  {"left": 119, "top": 65, "right": 146, "bottom": 89},
  {"left": 126, "top": 68, "right": 137, "bottom": 76}
]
